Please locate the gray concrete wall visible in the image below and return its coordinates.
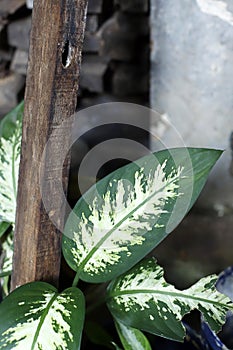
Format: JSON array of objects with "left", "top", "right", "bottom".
[{"left": 150, "top": 0, "right": 233, "bottom": 213}]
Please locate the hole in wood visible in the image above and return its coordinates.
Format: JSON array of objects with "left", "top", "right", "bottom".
[{"left": 62, "top": 40, "right": 73, "bottom": 68}]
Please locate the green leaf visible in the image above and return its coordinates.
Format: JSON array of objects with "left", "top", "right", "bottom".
[
  {"left": 0, "top": 222, "right": 11, "bottom": 238},
  {"left": 115, "top": 320, "right": 152, "bottom": 350},
  {"left": 0, "top": 230, "right": 13, "bottom": 272},
  {"left": 0, "top": 102, "right": 23, "bottom": 225},
  {"left": 0, "top": 282, "right": 85, "bottom": 349},
  {"left": 63, "top": 148, "right": 222, "bottom": 283},
  {"left": 0, "top": 271, "right": 11, "bottom": 278},
  {"left": 0, "top": 229, "right": 14, "bottom": 297},
  {"left": 0, "top": 102, "right": 24, "bottom": 140},
  {"left": 107, "top": 258, "right": 232, "bottom": 342}
]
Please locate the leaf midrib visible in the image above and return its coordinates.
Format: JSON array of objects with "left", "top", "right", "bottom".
[
  {"left": 31, "top": 293, "right": 57, "bottom": 350},
  {"left": 75, "top": 169, "right": 181, "bottom": 279},
  {"left": 108, "top": 289, "right": 230, "bottom": 309}
]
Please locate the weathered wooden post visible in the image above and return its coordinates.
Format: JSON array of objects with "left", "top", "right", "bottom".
[{"left": 11, "top": 0, "right": 88, "bottom": 290}]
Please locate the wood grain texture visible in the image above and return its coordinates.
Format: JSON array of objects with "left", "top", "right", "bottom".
[{"left": 11, "top": 0, "right": 88, "bottom": 290}]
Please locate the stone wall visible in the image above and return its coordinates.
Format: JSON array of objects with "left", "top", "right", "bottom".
[
  {"left": 0, "top": 0, "right": 149, "bottom": 116},
  {"left": 150, "top": 0, "right": 233, "bottom": 214},
  {"left": 0, "top": 0, "right": 150, "bottom": 203}
]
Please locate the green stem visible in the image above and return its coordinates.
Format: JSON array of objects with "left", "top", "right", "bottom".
[{"left": 72, "top": 271, "right": 80, "bottom": 287}]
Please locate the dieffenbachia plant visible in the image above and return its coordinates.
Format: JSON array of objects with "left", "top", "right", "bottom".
[
  {"left": 0, "top": 102, "right": 23, "bottom": 293},
  {"left": 0, "top": 104, "right": 232, "bottom": 349}
]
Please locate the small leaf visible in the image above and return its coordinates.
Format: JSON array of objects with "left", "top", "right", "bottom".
[
  {"left": 63, "top": 148, "right": 222, "bottom": 283},
  {"left": 0, "top": 222, "right": 11, "bottom": 238},
  {"left": 0, "top": 282, "right": 85, "bottom": 349},
  {"left": 107, "top": 258, "right": 232, "bottom": 342},
  {"left": 0, "top": 102, "right": 24, "bottom": 140},
  {"left": 0, "top": 102, "right": 23, "bottom": 225},
  {"left": 115, "top": 320, "right": 152, "bottom": 350}
]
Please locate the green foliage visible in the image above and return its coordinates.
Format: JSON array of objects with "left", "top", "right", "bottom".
[
  {"left": 0, "top": 102, "right": 23, "bottom": 226},
  {"left": 0, "top": 282, "right": 85, "bottom": 349},
  {"left": 0, "top": 231, "right": 13, "bottom": 296},
  {"left": 63, "top": 148, "right": 222, "bottom": 284},
  {"left": 107, "top": 258, "right": 232, "bottom": 342},
  {"left": 0, "top": 104, "right": 231, "bottom": 349},
  {"left": 0, "top": 103, "right": 23, "bottom": 296},
  {"left": 115, "top": 321, "right": 152, "bottom": 350}
]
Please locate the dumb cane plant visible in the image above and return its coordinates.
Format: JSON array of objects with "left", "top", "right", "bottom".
[{"left": 0, "top": 103, "right": 232, "bottom": 349}]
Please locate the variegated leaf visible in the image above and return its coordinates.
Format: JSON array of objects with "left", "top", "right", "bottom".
[
  {"left": 0, "top": 222, "right": 11, "bottom": 239},
  {"left": 0, "top": 102, "right": 23, "bottom": 226},
  {"left": 63, "top": 148, "right": 222, "bottom": 283},
  {"left": 115, "top": 320, "right": 152, "bottom": 350},
  {"left": 107, "top": 258, "right": 232, "bottom": 342},
  {"left": 1, "top": 232, "right": 13, "bottom": 275},
  {"left": 0, "top": 231, "right": 14, "bottom": 297},
  {"left": 0, "top": 282, "right": 85, "bottom": 349}
]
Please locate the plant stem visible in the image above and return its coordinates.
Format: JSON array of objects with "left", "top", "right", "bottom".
[{"left": 72, "top": 271, "right": 80, "bottom": 287}]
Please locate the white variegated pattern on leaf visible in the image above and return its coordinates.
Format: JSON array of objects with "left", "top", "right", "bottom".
[
  {"left": 115, "top": 320, "right": 152, "bottom": 350},
  {"left": 0, "top": 232, "right": 13, "bottom": 296},
  {"left": 0, "top": 103, "right": 23, "bottom": 295},
  {"left": 107, "top": 258, "right": 233, "bottom": 342},
  {"left": 64, "top": 159, "right": 183, "bottom": 282},
  {"left": 1, "top": 232, "right": 13, "bottom": 271},
  {"left": 0, "top": 282, "right": 85, "bottom": 350},
  {"left": 0, "top": 110, "right": 22, "bottom": 225},
  {"left": 63, "top": 148, "right": 222, "bottom": 283}
]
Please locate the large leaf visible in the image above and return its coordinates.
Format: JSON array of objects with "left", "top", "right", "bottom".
[
  {"left": 107, "top": 258, "right": 232, "bottom": 342},
  {"left": 63, "top": 148, "right": 222, "bottom": 283},
  {"left": 115, "top": 320, "right": 152, "bottom": 350},
  {"left": 0, "top": 102, "right": 23, "bottom": 226},
  {"left": 0, "top": 282, "right": 85, "bottom": 349}
]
